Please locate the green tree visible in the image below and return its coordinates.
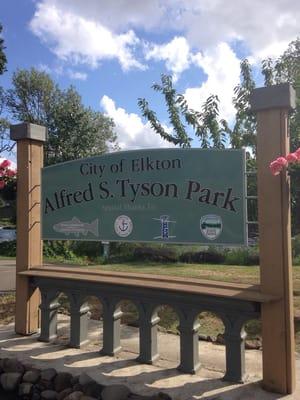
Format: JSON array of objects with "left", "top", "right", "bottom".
[
  {"left": 139, "top": 39, "right": 300, "bottom": 234},
  {"left": 0, "top": 23, "right": 7, "bottom": 75},
  {"left": 0, "top": 23, "right": 11, "bottom": 156},
  {"left": 46, "top": 86, "right": 117, "bottom": 164},
  {"left": 0, "top": 88, "right": 13, "bottom": 155},
  {"left": 6, "top": 68, "right": 117, "bottom": 165},
  {"left": 138, "top": 74, "right": 226, "bottom": 148},
  {"left": 260, "top": 39, "right": 300, "bottom": 235},
  {"left": 6, "top": 68, "right": 57, "bottom": 125}
]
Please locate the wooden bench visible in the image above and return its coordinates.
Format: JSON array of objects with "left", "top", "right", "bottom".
[{"left": 20, "top": 265, "right": 279, "bottom": 383}]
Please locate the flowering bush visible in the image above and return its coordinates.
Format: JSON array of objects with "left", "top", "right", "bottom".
[
  {"left": 0, "top": 159, "right": 17, "bottom": 199},
  {"left": 270, "top": 148, "right": 300, "bottom": 176}
]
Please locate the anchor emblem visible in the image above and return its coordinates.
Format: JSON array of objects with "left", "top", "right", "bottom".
[{"left": 114, "top": 215, "right": 133, "bottom": 237}]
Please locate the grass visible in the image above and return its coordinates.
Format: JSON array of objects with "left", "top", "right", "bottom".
[
  {"left": 92, "top": 262, "right": 260, "bottom": 284},
  {"left": 75, "top": 261, "right": 300, "bottom": 350}
]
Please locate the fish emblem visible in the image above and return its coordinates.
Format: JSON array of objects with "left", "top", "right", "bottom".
[{"left": 53, "top": 217, "right": 99, "bottom": 237}]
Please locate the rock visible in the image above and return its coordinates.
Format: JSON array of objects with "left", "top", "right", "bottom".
[
  {"left": 23, "top": 363, "right": 34, "bottom": 371},
  {"left": 151, "top": 392, "right": 172, "bottom": 400},
  {"left": 57, "top": 388, "right": 73, "bottom": 400},
  {"left": 23, "top": 369, "right": 41, "bottom": 384},
  {"left": 36, "top": 382, "right": 47, "bottom": 392},
  {"left": 41, "top": 389, "right": 58, "bottom": 400},
  {"left": 40, "top": 380, "right": 54, "bottom": 390},
  {"left": 82, "top": 381, "right": 103, "bottom": 398},
  {"left": 73, "top": 383, "right": 83, "bottom": 392},
  {"left": 216, "top": 333, "right": 225, "bottom": 345},
  {"left": 245, "top": 339, "right": 262, "bottom": 350},
  {"left": 54, "top": 372, "right": 72, "bottom": 392},
  {"left": 81, "top": 396, "right": 98, "bottom": 400},
  {"left": 1, "top": 358, "right": 25, "bottom": 374},
  {"left": 18, "top": 382, "right": 33, "bottom": 397},
  {"left": 101, "top": 384, "right": 131, "bottom": 400},
  {"left": 70, "top": 376, "right": 79, "bottom": 386},
  {"left": 78, "top": 373, "right": 93, "bottom": 386},
  {"left": 41, "top": 369, "right": 57, "bottom": 382},
  {"left": 0, "top": 372, "right": 22, "bottom": 391},
  {"left": 64, "top": 391, "right": 84, "bottom": 400}
]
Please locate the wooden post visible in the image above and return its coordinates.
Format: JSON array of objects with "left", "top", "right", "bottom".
[
  {"left": 250, "top": 83, "right": 296, "bottom": 394},
  {"left": 10, "top": 123, "right": 47, "bottom": 335}
]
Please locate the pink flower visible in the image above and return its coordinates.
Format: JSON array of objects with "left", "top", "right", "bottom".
[
  {"left": 0, "top": 159, "right": 11, "bottom": 169},
  {"left": 295, "top": 148, "right": 300, "bottom": 160},
  {"left": 286, "top": 152, "right": 299, "bottom": 164},
  {"left": 270, "top": 157, "right": 288, "bottom": 176},
  {"left": 6, "top": 169, "right": 16, "bottom": 177},
  {"left": 0, "top": 180, "right": 5, "bottom": 190}
]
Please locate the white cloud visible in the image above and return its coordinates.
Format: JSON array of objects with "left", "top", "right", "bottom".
[
  {"left": 169, "top": 1, "right": 300, "bottom": 60},
  {"left": 145, "top": 37, "right": 191, "bottom": 82},
  {"left": 31, "top": 0, "right": 300, "bottom": 76},
  {"left": 100, "top": 95, "right": 173, "bottom": 150},
  {"left": 67, "top": 70, "right": 87, "bottom": 81},
  {"left": 30, "top": 1, "right": 145, "bottom": 71},
  {"left": 184, "top": 43, "right": 241, "bottom": 121},
  {"left": 37, "top": 63, "right": 63, "bottom": 75}
]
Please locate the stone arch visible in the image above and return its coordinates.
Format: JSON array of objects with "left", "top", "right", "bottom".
[
  {"left": 116, "top": 298, "right": 140, "bottom": 356},
  {"left": 39, "top": 288, "right": 71, "bottom": 344},
  {"left": 82, "top": 295, "right": 103, "bottom": 347},
  {"left": 197, "top": 310, "right": 226, "bottom": 373},
  {"left": 150, "top": 303, "right": 181, "bottom": 366}
]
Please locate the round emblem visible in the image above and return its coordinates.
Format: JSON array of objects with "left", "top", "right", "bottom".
[
  {"left": 200, "top": 215, "right": 222, "bottom": 241},
  {"left": 114, "top": 215, "right": 133, "bottom": 237}
]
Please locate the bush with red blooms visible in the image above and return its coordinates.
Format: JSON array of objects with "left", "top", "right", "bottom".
[
  {"left": 0, "top": 159, "right": 17, "bottom": 200},
  {"left": 270, "top": 148, "right": 300, "bottom": 176}
]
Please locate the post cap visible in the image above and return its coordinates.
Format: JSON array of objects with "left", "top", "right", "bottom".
[
  {"left": 250, "top": 83, "right": 296, "bottom": 112},
  {"left": 10, "top": 123, "right": 47, "bottom": 142}
]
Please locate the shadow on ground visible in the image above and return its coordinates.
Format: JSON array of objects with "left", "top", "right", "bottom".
[{"left": 0, "top": 315, "right": 299, "bottom": 400}]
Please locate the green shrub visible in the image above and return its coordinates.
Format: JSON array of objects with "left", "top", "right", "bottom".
[
  {"left": 292, "top": 235, "right": 300, "bottom": 258},
  {"left": 224, "top": 247, "right": 259, "bottom": 266},
  {"left": 71, "top": 241, "right": 102, "bottom": 259},
  {"left": 0, "top": 240, "right": 16, "bottom": 257},
  {"left": 179, "top": 250, "right": 225, "bottom": 264},
  {"left": 43, "top": 241, "right": 76, "bottom": 260},
  {"left": 294, "top": 255, "right": 300, "bottom": 266},
  {"left": 133, "top": 246, "right": 178, "bottom": 263}
]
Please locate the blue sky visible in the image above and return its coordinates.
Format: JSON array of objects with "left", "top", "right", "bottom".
[{"left": 1, "top": 0, "right": 300, "bottom": 151}]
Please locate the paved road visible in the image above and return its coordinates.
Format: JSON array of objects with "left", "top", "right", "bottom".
[{"left": 0, "top": 259, "right": 15, "bottom": 291}]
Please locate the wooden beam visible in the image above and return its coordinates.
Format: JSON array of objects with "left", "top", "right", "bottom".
[
  {"left": 250, "top": 84, "right": 296, "bottom": 394},
  {"left": 10, "top": 123, "right": 47, "bottom": 335}
]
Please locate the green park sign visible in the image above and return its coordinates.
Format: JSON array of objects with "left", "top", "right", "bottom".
[{"left": 42, "top": 148, "right": 246, "bottom": 245}]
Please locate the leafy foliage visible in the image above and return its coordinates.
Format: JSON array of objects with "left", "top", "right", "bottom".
[
  {"left": 138, "top": 74, "right": 226, "bottom": 148},
  {"left": 0, "top": 24, "right": 11, "bottom": 157},
  {"left": 0, "top": 24, "right": 7, "bottom": 75},
  {"left": 6, "top": 68, "right": 57, "bottom": 125},
  {"left": 6, "top": 68, "right": 117, "bottom": 165},
  {"left": 0, "top": 88, "right": 13, "bottom": 155},
  {"left": 45, "top": 86, "right": 117, "bottom": 164}
]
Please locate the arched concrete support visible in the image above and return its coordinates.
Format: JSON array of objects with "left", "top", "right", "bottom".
[
  {"left": 223, "top": 315, "right": 247, "bottom": 383},
  {"left": 69, "top": 294, "right": 90, "bottom": 348},
  {"left": 137, "top": 303, "right": 160, "bottom": 364},
  {"left": 178, "top": 309, "right": 200, "bottom": 374},
  {"left": 39, "top": 289, "right": 60, "bottom": 342},
  {"left": 101, "top": 299, "right": 122, "bottom": 356}
]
